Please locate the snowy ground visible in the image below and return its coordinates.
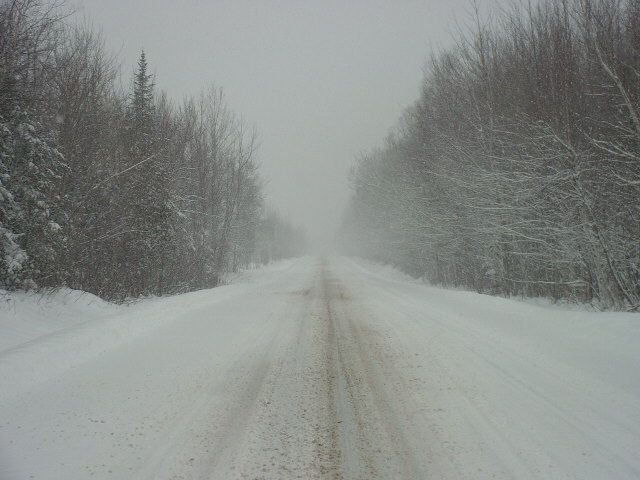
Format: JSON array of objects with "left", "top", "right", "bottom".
[{"left": 1, "top": 257, "right": 639, "bottom": 479}]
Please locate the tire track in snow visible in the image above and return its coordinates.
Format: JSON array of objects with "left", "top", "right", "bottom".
[{"left": 320, "top": 261, "right": 424, "bottom": 479}]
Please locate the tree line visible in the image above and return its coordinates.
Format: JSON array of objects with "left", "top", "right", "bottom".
[
  {"left": 0, "top": 0, "right": 305, "bottom": 300},
  {"left": 341, "top": 0, "right": 640, "bottom": 309}
]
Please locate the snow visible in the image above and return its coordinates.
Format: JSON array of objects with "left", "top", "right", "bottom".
[
  {"left": 336, "top": 258, "right": 640, "bottom": 477},
  {"left": 1, "top": 256, "right": 639, "bottom": 479},
  {"left": 0, "top": 288, "right": 116, "bottom": 352}
]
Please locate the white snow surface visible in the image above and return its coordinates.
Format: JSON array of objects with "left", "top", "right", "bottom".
[
  {"left": 0, "top": 288, "right": 117, "bottom": 352},
  {"left": 0, "top": 256, "right": 639, "bottom": 479}
]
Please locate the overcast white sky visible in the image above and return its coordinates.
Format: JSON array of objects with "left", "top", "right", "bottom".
[{"left": 71, "top": 0, "right": 498, "bottom": 246}]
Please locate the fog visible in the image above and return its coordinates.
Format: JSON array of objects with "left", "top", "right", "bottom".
[
  {"left": 72, "top": 0, "right": 486, "bottom": 247},
  {"left": 3, "top": 1, "right": 640, "bottom": 477}
]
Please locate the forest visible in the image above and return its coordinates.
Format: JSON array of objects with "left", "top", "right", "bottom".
[
  {"left": 2, "top": 2, "right": 640, "bottom": 478},
  {"left": 0, "top": 0, "right": 305, "bottom": 300},
  {"left": 341, "top": 0, "right": 640, "bottom": 309}
]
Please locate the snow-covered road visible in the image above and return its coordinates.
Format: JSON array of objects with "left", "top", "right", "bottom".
[{"left": 1, "top": 257, "right": 639, "bottom": 479}]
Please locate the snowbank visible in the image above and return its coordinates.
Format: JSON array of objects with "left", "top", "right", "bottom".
[
  {"left": 0, "top": 288, "right": 118, "bottom": 352},
  {"left": 0, "top": 258, "right": 301, "bottom": 404}
]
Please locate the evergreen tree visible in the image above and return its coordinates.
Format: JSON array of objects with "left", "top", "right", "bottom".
[
  {"left": 130, "top": 51, "right": 155, "bottom": 157},
  {"left": 0, "top": 107, "right": 67, "bottom": 289},
  {"left": 0, "top": 1, "right": 67, "bottom": 289},
  {"left": 117, "top": 51, "right": 175, "bottom": 297}
]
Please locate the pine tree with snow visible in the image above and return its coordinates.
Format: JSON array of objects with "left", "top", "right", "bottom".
[
  {"left": 0, "top": 107, "right": 67, "bottom": 289},
  {"left": 116, "top": 51, "right": 176, "bottom": 296},
  {"left": 129, "top": 51, "right": 156, "bottom": 158}
]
